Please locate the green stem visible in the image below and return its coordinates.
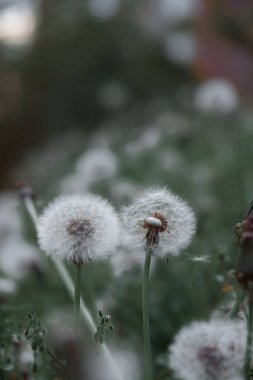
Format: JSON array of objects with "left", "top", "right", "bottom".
[
  {"left": 143, "top": 250, "right": 154, "bottom": 380},
  {"left": 45, "top": 347, "right": 69, "bottom": 376},
  {"left": 230, "top": 292, "right": 246, "bottom": 320},
  {"left": 74, "top": 264, "right": 82, "bottom": 329},
  {"left": 245, "top": 286, "right": 253, "bottom": 379}
]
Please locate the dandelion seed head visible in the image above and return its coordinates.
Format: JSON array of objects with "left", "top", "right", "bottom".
[
  {"left": 120, "top": 187, "right": 196, "bottom": 257},
  {"left": 76, "top": 148, "right": 117, "bottom": 182},
  {"left": 0, "top": 238, "right": 41, "bottom": 280},
  {"left": 169, "top": 319, "right": 246, "bottom": 380},
  {"left": 37, "top": 194, "right": 120, "bottom": 264},
  {"left": 194, "top": 78, "right": 238, "bottom": 114}
]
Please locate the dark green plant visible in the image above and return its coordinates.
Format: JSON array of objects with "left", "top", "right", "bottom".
[{"left": 92, "top": 310, "right": 114, "bottom": 355}]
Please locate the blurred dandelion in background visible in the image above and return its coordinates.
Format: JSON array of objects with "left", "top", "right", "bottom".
[
  {"left": 169, "top": 319, "right": 246, "bottom": 380},
  {"left": 194, "top": 78, "right": 239, "bottom": 114},
  {"left": 87, "top": 0, "right": 120, "bottom": 19},
  {"left": 0, "top": 0, "right": 37, "bottom": 48}
]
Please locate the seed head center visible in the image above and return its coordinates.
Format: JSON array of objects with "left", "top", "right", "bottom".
[
  {"left": 145, "top": 216, "right": 163, "bottom": 228},
  {"left": 143, "top": 212, "right": 168, "bottom": 247},
  {"left": 67, "top": 218, "right": 94, "bottom": 239}
]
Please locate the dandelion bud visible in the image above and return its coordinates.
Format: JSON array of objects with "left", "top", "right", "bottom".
[
  {"left": 236, "top": 217, "right": 253, "bottom": 285},
  {"left": 37, "top": 194, "right": 120, "bottom": 264},
  {"left": 120, "top": 187, "right": 196, "bottom": 257},
  {"left": 16, "top": 181, "right": 36, "bottom": 200}
]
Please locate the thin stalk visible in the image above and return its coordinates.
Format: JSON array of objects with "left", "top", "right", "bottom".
[
  {"left": 245, "top": 285, "right": 253, "bottom": 379},
  {"left": 22, "top": 196, "right": 126, "bottom": 380},
  {"left": 143, "top": 250, "right": 154, "bottom": 380},
  {"left": 45, "top": 347, "right": 69, "bottom": 376},
  {"left": 74, "top": 264, "right": 82, "bottom": 329},
  {"left": 230, "top": 292, "right": 246, "bottom": 320}
]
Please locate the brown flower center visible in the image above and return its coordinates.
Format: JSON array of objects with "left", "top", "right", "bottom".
[
  {"left": 67, "top": 218, "right": 94, "bottom": 239},
  {"left": 66, "top": 219, "right": 95, "bottom": 265},
  {"left": 198, "top": 346, "right": 224, "bottom": 377},
  {"left": 143, "top": 212, "right": 168, "bottom": 246}
]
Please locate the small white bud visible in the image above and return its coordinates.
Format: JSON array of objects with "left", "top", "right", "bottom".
[{"left": 144, "top": 217, "right": 163, "bottom": 228}]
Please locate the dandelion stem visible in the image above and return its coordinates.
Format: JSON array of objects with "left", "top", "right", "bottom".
[
  {"left": 22, "top": 195, "right": 126, "bottom": 380},
  {"left": 230, "top": 291, "right": 246, "bottom": 320},
  {"left": 45, "top": 347, "right": 69, "bottom": 375},
  {"left": 74, "top": 264, "right": 82, "bottom": 329},
  {"left": 245, "top": 284, "right": 253, "bottom": 379},
  {"left": 143, "top": 249, "right": 154, "bottom": 380}
]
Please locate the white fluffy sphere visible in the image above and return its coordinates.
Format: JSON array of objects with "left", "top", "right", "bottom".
[
  {"left": 120, "top": 187, "right": 196, "bottom": 257},
  {"left": 194, "top": 78, "right": 238, "bottom": 114},
  {"left": 169, "top": 319, "right": 246, "bottom": 380},
  {"left": 38, "top": 194, "right": 120, "bottom": 264}
]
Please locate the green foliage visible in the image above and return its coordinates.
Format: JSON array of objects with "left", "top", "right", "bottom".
[
  {"left": 93, "top": 310, "right": 114, "bottom": 354},
  {"left": 24, "top": 312, "right": 46, "bottom": 372}
]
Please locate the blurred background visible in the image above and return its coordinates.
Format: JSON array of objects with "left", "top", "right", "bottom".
[{"left": 1, "top": 0, "right": 253, "bottom": 379}]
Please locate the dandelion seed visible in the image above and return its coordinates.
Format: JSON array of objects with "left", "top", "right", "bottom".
[
  {"left": 189, "top": 255, "right": 210, "bottom": 263},
  {"left": 169, "top": 319, "right": 246, "bottom": 380},
  {"left": 120, "top": 187, "right": 196, "bottom": 257},
  {"left": 37, "top": 194, "right": 120, "bottom": 264}
]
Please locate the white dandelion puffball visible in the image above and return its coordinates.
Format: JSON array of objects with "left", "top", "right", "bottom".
[
  {"left": 169, "top": 319, "right": 246, "bottom": 380},
  {"left": 38, "top": 194, "right": 120, "bottom": 264},
  {"left": 194, "top": 78, "right": 238, "bottom": 114},
  {"left": 120, "top": 187, "right": 196, "bottom": 256},
  {"left": 0, "top": 238, "right": 41, "bottom": 280},
  {"left": 76, "top": 148, "right": 117, "bottom": 182}
]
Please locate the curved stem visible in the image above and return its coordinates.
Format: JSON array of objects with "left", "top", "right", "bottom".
[
  {"left": 45, "top": 347, "right": 69, "bottom": 375},
  {"left": 245, "top": 285, "right": 253, "bottom": 379},
  {"left": 74, "top": 264, "right": 82, "bottom": 329},
  {"left": 230, "top": 291, "right": 246, "bottom": 320},
  {"left": 143, "top": 250, "right": 154, "bottom": 380}
]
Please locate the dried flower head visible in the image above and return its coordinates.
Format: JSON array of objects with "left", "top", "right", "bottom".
[
  {"left": 236, "top": 216, "right": 253, "bottom": 284},
  {"left": 37, "top": 194, "right": 120, "bottom": 264},
  {"left": 169, "top": 319, "right": 246, "bottom": 380},
  {"left": 120, "top": 187, "right": 196, "bottom": 256}
]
